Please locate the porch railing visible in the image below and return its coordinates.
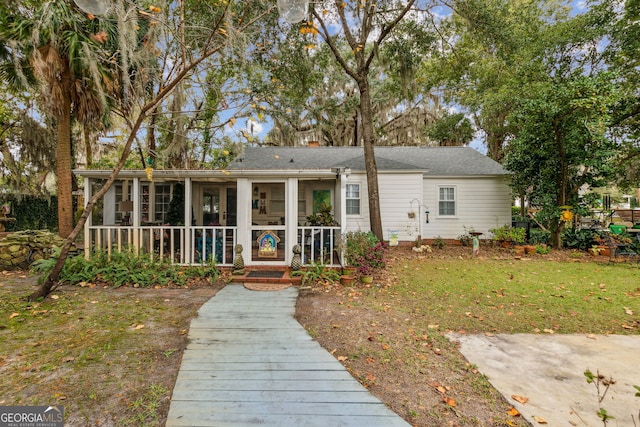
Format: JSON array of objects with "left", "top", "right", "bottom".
[
  {"left": 297, "top": 226, "right": 341, "bottom": 266},
  {"left": 85, "top": 225, "right": 340, "bottom": 267},
  {"left": 86, "top": 225, "right": 237, "bottom": 266}
]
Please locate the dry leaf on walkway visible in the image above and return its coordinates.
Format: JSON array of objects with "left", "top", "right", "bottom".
[
  {"left": 533, "top": 415, "right": 548, "bottom": 424},
  {"left": 512, "top": 395, "right": 529, "bottom": 404}
]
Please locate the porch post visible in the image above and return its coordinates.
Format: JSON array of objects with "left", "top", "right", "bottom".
[
  {"left": 285, "top": 177, "right": 298, "bottom": 265},
  {"left": 339, "top": 173, "right": 347, "bottom": 265},
  {"left": 339, "top": 174, "right": 347, "bottom": 233},
  {"left": 83, "top": 176, "right": 91, "bottom": 260},
  {"left": 184, "top": 177, "right": 192, "bottom": 264},
  {"left": 236, "top": 178, "right": 251, "bottom": 264},
  {"left": 132, "top": 177, "right": 140, "bottom": 253}
]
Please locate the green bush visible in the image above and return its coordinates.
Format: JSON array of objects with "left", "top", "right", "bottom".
[
  {"left": 528, "top": 228, "right": 550, "bottom": 245},
  {"left": 292, "top": 260, "right": 340, "bottom": 286},
  {"left": 562, "top": 228, "right": 599, "bottom": 251},
  {"left": 343, "top": 231, "right": 387, "bottom": 275},
  {"left": 489, "top": 225, "right": 526, "bottom": 244},
  {"left": 0, "top": 195, "right": 58, "bottom": 232},
  {"left": 31, "top": 248, "right": 218, "bottom": 288}
]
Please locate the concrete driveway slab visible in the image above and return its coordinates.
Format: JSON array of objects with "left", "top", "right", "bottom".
[{"left": 449, "top": 333, "right": 640, "bottom": 426}]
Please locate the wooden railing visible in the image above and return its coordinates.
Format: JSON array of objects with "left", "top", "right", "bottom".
[
  {"left": 297, "top": 226, "right": 342, "bottom": 266},
  {"left": 86, "top": 225, "right": 237, "bottom": 266}
]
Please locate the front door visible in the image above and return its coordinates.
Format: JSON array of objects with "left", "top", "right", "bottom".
[{"left": 250, "top": 182, "right": 287, "bottom": 264}]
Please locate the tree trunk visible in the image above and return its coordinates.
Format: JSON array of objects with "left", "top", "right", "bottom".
[
  {"left": 357, "top": 77, "right": 383, "bottom": 241},
  {"left": 56, "top": 82, "right": 74, "bottom": 238},
  {"left": 83, "top": 128, "right": 93, "bottom": 167}
]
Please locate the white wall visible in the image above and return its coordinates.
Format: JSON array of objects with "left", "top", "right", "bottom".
[
  {"left": 423, "top": 176, "right": 512, "bottom": 240},
  {"left": 345, "top": 173, "right": 512, "bottom": 242},
  {"left": 344, "top": 172, "right": 425, "bottom": 242}
]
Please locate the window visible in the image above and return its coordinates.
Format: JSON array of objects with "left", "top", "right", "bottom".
[
  {"left": 154, "top": 184, "right": 172, "bottom": 222},
  {"left": 270, "top": 184, "right": 285, "bottom": 214},
  {"left": 438, "top": 186, "right": 456, "bottom": 216},
  {"left": 346, "top": 184, "right": 360, "bottom": 215}
]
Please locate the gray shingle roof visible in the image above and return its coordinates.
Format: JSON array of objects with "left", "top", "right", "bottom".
[{"left": 227, "top": 146, "right": 508, "bottom": 176}]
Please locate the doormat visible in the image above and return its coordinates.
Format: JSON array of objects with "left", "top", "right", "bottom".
[
  {"left": 244, "top": 282, "right": 292, "bottom": 291},
  {"left": 246, "top": 270, "right": 285, "bottom": 279}
]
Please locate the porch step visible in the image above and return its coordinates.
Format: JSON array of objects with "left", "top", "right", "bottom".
[{"left": 231, "top": 267, "right": 302, "bottom": 286}]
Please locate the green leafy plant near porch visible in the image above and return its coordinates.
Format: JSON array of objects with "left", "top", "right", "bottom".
[
  {"left": 292, "top": 260, "right": 340, "bottom": 286},
  {"left": 31, "top": 248, "right": 218, "bottom": 288},
  {"left": 342, "top": 231, "right": 387, "bottom": 276}
]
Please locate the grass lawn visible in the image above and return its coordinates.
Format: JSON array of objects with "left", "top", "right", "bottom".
[{"left": 387, "top": 257, "right": 640, "bottom": 335}]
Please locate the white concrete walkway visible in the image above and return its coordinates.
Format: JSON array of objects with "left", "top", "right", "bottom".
[{"left": 166, "top": 284, "right": 410, "bottom": 427}]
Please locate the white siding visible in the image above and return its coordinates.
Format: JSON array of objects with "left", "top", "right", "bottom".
[
  {"left": 379, "top": 173, "right": 424, "bottom": 242},
  {"left": 345, "top": 173, "right": 512, "bottom": 243},
  {"left": 345, "top": 173, "right": 425, "bottom": 242},
  {"left": 423, "top": 176, "right": 512, "bottom": 240}
]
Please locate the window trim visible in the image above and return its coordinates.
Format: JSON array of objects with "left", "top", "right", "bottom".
[
  {"left": 346, "top": 183, "right": 361, "bottom": 216},
  {"left": 437, "top": 185, "right": 457, "bottom": 217}
]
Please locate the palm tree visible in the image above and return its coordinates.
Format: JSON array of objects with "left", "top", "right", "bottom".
[{"left": 0, "top": 1, "right": 142, "bottom": 237}]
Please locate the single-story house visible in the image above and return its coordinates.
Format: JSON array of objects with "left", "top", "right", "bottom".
[{"left": 75, "top": 146, "right": 511, "bottom": 267}]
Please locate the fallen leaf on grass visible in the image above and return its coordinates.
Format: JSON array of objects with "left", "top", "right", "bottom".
[
  {"left": 625, "top": 307, "right": 634, "bottom": 315},
  {"left": 50, "top": 295, "right": 59, "bottom": 300},
  {"left": 9, "top": 313, "right": 19, "bottom": 319},
  {"left": 443, "top": 396, "right": 456, "bottom": 407},
  {"left": 512, "top": 395, "right": 529, "bottom": 404},
  {"left": 337, "top": 355, "right": 348, "bottom": 362},
  {"left": 134, "top": 324, "right": 145, "bottom": 330},
  {"left": 533, "top": 415, "right": 547, "bottom": 424}
]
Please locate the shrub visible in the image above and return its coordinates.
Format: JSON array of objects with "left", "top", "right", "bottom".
[
  {"left": 489, "top": 225, "right": 526, "bottom": 244},
  {"left": 528, "top": 228, "right": 550, "bottom": 245},
  {"left": 562, "top": 228, "right": 599, "bottom": 251},
  {"left": 31, "top": 248, "right": 219, "bottom": 288},
  {"left": 343, "top": 231, "right": 387, "bottom": 276}
]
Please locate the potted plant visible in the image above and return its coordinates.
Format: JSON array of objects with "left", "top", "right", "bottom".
[
  {"left": 306, "top": 203, "right": 337, "bottom": 226},
  {"left": 341, "top": 231, "right": 387, "bottom": 283},
  {"left": 490, "top": 225, "right": 526, "bottom": 247}
]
